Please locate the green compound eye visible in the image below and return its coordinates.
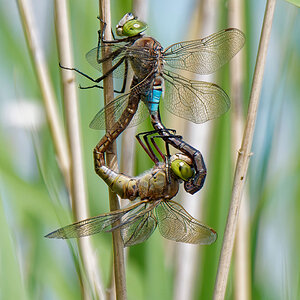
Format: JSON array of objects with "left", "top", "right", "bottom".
[
  {"left": 121, "top": 19, "right": 148, "bottom": 37},
  {"left": 171, "top": 159, "right": 194, "bottom": 181}
]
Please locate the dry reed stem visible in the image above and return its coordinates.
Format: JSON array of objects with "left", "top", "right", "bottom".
[
  {"left": 99, "top": 1, "right": 127, "bottom": 299},
  {"left": 213, "top": 0, "right": 277, "bottom": 299},
  {"left": 228, "top": 1, "right": 252, "bottom": 300},
  {"left": 54, "top": 1, "right": 105, "bottom": 299},
  {"left": 16, "top": 0, "right": 71, "bottom": 190}
]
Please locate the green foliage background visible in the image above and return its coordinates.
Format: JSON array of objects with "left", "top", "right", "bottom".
[{"left": 0, "top": 0, "right": 299, "bottom": 299}]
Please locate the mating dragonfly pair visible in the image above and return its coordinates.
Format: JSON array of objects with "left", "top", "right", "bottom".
[
  {"left": 46, "top": 13, "right": 245, "bottom": 246},
  {"left": 46, "top": 131, "right": 217, "bottom": 246}
]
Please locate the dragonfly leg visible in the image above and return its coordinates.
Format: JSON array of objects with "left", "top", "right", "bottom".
[
  {"left": 78, "top": 84, "right": 123, "bottom": 94},
  {"left": 119, "top": 59, "right": 129, "bottom": 94},
  {"left": 59, "top": 54, "right": 125, "bottom": 82},
  {"left": 135, "top": 129, "right": 178, "bottom": 163},
  {"left": 59, "top": 63, "right": 99, "bottom": 82},
  {"left": 96, "top": 17, "right": 116, "bottom": 41},
  {"left": 136, "top": 132, "right": 159, "bottom": 164},
  {"left": 150, "top": 132, "right": 183, "bottom": 161},
  {"left": 97, "top": 18, "right": 135, "bottom": 44}
]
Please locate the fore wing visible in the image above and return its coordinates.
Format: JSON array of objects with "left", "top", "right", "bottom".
[{"left": 163, "top": 28, "right": 245, "bottom": 75}]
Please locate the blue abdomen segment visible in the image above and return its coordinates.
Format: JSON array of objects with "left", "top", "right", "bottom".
[{"left": 146, "top": 89, "right": 162, "bottom": 113}]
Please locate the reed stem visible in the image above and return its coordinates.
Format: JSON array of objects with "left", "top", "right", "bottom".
[
  {"left": 213, "top": 0, "right": 277, "bottom": 299},
  {"left": 99, "top": 1, "right": 127, "bottom": 299},
  {"left": 228, "top": 1, "right": 252, "bottom": 300},
  {"left": 16, "top": 0, "right": 71, "bottom": 190},
  {"left": 54, "top": 1, "right": 105, "bottom": 299}
]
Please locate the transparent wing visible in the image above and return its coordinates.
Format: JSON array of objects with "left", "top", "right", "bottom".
[
  {"left": 121, "top": 208, "right": 157, "bottom": 247},
  {"left": 45, "top": 206, "right": 134, "bottom": 239},
  {"left": 155, "top": 200, "right": 217, "bottom": 245},
  {"left": 162, "top": 71, "right": 230, "bottom": 124},
  {"left": 89, "top": 75, "right": 153, "bottom": 130},
  {"left": 86, "top": 44, "right": 128, "bottom": 78},
  {"left": 163, "top": 28, "right": 245, "bottom": 75},
  {"left": 89, "top": 91, "right": 149, "bottom": 130},
  {"left": 45, "top": 201, "right": 154, "bottom": 241},
  {"left": 86, "top": 43, "right": 158, "bottom": 77}
]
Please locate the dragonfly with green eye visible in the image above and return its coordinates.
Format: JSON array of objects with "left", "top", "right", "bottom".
[
  {"left": 63, "top": 12, "right": 245, "bottom": 194},
  {"left": 46, "top": 131, "right": 217, "bottom": 246}
]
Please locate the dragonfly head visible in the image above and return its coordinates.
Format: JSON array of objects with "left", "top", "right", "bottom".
[
  {"left": 116, "top": 13, "right": 148, "bottom": 37},
  {"left": 170, "top": 154, "right": 195, "bottom": 181}
]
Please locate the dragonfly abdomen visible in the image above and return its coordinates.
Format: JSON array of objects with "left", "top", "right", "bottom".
[
  {"left": 144, "top": 76, "right": 163, "bottom": 114},
  {"left": 145, "top": 89, "right": 161, "bottom": 113},
  {"left": 97, "top": 165, "right": 139, "bottom": 200}
]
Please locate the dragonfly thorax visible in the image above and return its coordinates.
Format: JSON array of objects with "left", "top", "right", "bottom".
[
  {"left": 137, "top": 164, "right": 179, "bottom": 200},
  {"left": 128, "top": 37, "right": 164, "bottom": 80}
]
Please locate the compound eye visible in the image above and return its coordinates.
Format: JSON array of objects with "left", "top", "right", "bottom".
[
  {"left": 121, "top": 20, "right": 148, "bottom": 37},
  {"left": 171, "top": 159, "right": 194, "bottom": 181}
]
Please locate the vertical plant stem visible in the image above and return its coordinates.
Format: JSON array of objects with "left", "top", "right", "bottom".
[
  {"left": 99, "top": 1, "right": 127, "bottom": 300},
  {"left": 213, "top": 0, "right": 276, "bottom": 299},
  {"left": 16, "top": 0, "right": 71, "bottom": 190},
  {"left": 54, "top": 1, "right": 105, "bottom": 299},
  {"left": 228, "top": 1, "right": 252, "bottom": 300}
]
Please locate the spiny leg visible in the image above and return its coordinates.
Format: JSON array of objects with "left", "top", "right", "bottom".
[
  {"left": 135, "top": 129, "right": 176, "bottom": 163},
  {"left": 136, "top": 131, "right": 159, "bottom": 164}
]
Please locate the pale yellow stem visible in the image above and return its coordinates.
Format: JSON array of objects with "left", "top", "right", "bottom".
[
  {"left": 213, "top": 0, "right": 277, "bottom": 299},
  {"left": 16, "top": 0, "right": 71, "bottom": 190},
  {"left": 99, "top": 1, "right": 127, "bottom": 300},
  {"left": 54, "top": 1, "right": 106, "bottom": 299}
]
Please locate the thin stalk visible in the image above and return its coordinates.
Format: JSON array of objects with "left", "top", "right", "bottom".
[
  {"left": 99, "top": 1, "right": 127, "bottom": 300},
  {"left": 213, "top": 0, "right": 277, "bottom": 299},
  {"left": 228, "top": 1, "right": 252, "bottom": 300},
  {"left": 54, "top": 1, "right": 105, "bottom": 299},
  {"left": 16, "top": 0, "right": 71, "bottom": 190}
]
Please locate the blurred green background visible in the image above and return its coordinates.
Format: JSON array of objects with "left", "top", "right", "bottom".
[{"left": 0, "top": 0, "right": 300, "bottom": 299}]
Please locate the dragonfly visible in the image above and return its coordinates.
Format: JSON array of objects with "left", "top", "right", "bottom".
[
  {"left": 62, "top": 13, "right": 245, "bottom": 194},
  {"left": 46, "top": 131, "right": 217, "bottom": 246}
]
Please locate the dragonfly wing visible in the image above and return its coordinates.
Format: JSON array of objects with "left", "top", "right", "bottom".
[
  {"left": 163, "top": 28, "right": 245, "bottom": 75},
  {"left": 45, "top": 207, "right": 131, "bottom": 239},
  {"left": 129, "top": 99, "right": 149, "bottom": 128},
  {"left": 155, "top": 200, "right": 217, "bottom": 245},
  {"left": 89, "top": 92, "right": 148, "bottom": 130},
  {"left": 121, "top": 208, "right": 157, "bottom": 246},
  {"left": 89, "top": 74, "right": 152, "bottom": 130},
  {"left": 85, "top": 44, "right": 128, "bottom": 78},
  {"left": 89, "top": 92, "right": 130, "bottom": 130},
  {"left": 45, "top": 201, "right": 154, "bottom": 240},
  {"left": 86, "top": 43, "right": 158, "bottom": 77},
  {"left": 162, "top": 71, "right": 230, "bottom": 124}
]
